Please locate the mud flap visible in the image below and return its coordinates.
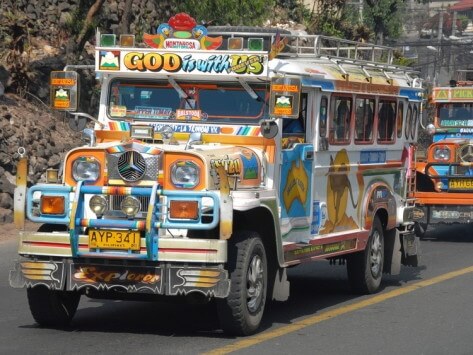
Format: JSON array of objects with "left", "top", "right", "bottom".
[
  {"left": 271, "top": 267, "right": 290, "bottom": 302},
  {"left": 402, "top": 231, "right": 420, "bottom": 267},
  {"left": 383, "top": 228, "right": 402, "bottom": 275}
]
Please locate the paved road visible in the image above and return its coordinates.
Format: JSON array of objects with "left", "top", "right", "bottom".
[{"left": 2, "top": 224, "right": 473, "bottom": 354}]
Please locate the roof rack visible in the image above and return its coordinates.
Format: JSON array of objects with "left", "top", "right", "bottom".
[{"left": 207, "top": 29, "right": 418, "bottom": 77}]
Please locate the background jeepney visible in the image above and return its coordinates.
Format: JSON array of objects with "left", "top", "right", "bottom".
[
  {"left": 414, "top": 73, "right": 473, "bottom": 236},
  {"left": 10, "top": 13, "right": 420, "bottom": 335}
]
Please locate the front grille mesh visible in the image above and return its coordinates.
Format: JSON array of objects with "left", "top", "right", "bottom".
[{"left": 109, "top": 195, "right": 150, "bottom": 212}]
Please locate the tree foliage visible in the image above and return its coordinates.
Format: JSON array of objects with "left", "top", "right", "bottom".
[
  {"left": 363, "top": 0, "right": 405, "bottom": 44},
  {"left": 175, "top": 0, "right": 276, "bottom": 26}
]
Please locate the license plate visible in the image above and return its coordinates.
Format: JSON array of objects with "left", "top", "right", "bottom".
[
  {"left": 88, "top": 229, "right": 141, "bottom": 251},
  {"left": 449, "top": 179, "right": 473, "bottom": 189}
]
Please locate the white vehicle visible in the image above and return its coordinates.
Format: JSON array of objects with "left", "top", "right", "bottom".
[{"left": 10, "top": 13, "right": 421, "bottom": 335}]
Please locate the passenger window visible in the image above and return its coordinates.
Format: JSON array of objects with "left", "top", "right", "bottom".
[
  {"left": 282, "top": 93, "right": 307, "bottom": 149},
  {"left": 411, "top": 104, "right": 418, "bottom": 139},
  {"left": 319, "top": 96, "right": 328, "bottom": 137},
  {"left": 355, "top": 98, "right": 374, "bottom": 144},
  {"left": 397, "top": 101, "right": 404, "bottom": 138},
  {"left": 378, "top": 100, "right": 396, "bottom": 143},
  {"left": 405, "top": 105, "right": 413, "bottom": 139},
  {"left": 330, "top": 96, "right": 352, "bottom": 144}
]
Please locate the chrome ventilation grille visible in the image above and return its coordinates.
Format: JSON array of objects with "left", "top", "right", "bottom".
[
  {"left": 458, "top": 144, "right": 473, "bottom": 163},
  {"left": 117, "top": 150, "right": 147, "bottom": 181},
  {"left": 109, "top": 195, "right": 150, "bottom": 212}
]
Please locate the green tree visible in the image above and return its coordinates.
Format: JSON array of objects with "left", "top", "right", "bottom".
[
  {"left": 175, "top": 0, "right": 275, "bottom": 26},
  {"left": 363, "top": 0, "right": 405, "bottom": 44}
]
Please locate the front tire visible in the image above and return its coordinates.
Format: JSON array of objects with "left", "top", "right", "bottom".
[
  {"left": 27, "top": 286, "right": 80, "bottom": 327},
  {"left": 217, "top": 231, "right": 267, "bottom": 335},
  {"left": 347, "top": 216, "right": 384, "bottom": 294}
]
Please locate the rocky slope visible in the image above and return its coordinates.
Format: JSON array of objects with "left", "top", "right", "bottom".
[{"left": 0, "top": 94, "right": 82, "bottom": 223}]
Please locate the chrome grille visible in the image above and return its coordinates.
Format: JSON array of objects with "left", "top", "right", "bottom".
[
  {"left": 109, "top": 195, "right": 150, "bottom": 212},
  {"left": 117, "top": 150, "right": 147, "bottom": 181},
  {"left": 107, "top": 152, "right": 160, "bottom": 182}
]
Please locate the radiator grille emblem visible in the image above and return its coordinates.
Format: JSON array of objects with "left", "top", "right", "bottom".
[
  {"left": 459, "top": 144, "right": 473, "bottom": 163},
  {"left": 117, "top": 150, "right": 146, "bottom": 181}
]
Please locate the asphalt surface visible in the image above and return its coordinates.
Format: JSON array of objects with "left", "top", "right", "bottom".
[{"left": 2, "top": 223, "right": 473, "bottom": 354}]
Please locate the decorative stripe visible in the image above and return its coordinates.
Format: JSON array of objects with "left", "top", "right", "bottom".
[{"left": 109, "top": 121, "right": 130, "bottom": 131}]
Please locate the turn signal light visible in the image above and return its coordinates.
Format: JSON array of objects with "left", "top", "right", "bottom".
[
  {"left": 169, "top": 200, "right": 199, "bottom": 220},
  {"left": 40, "top": 196, "right": 65, "bottom": 215}
]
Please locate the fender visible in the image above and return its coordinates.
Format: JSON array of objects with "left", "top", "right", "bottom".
[{"left": 361, "top": 181, "right": 397, "bottom": 231}]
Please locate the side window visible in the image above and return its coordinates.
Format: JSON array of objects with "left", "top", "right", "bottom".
[
  {"left": 411, "top": 104, "right": 418, "bottom": 139},
  {"left": 405, "top": 104, "right": 413, "bottom": 139},
  {"left": 282, "top": 93, "right": 307, "bottom": 149},
  {"left": 378, "top": 100, "right": 396, "bottom": 143},
  {"left": 354, "top": 97, "right": 374, "bottom": 144},
  {"left": 319, "top": 96, "right": 328, "bottom": 137},
  {"left": 330, "top": 96, "right": 352, "bottom": 144},
  {"left": 397, "top": 101, "right": 404, "bottom": 139}
]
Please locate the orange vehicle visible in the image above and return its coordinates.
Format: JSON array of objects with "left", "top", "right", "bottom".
[{"left": 414, "top": 75, "right": 473, "bottom": 236}]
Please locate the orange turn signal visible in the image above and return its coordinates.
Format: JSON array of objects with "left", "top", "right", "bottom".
[
  {"left": 40, "top": 196, "right": 65, "bottom": 215},
  {"left": 169, "top": 200, "right": 198, "bottom": 220}
]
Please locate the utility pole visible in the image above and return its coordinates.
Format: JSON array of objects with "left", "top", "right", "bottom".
[{"left": 359, "top": 0, "right": 363, "bottom": 22}]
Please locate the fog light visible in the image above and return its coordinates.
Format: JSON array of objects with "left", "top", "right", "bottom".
[
  {"left": 89, "top": 195, "right": 108, "bottom": 217},
  {"left": 121, "top": 196, "right": 141, "bottom": 218},
  {"left": 169, "top": 200, "right": 199, "bottom": 220},
  {"left": 436, "top": 181, "right": 444, "bottom": 190},
  {"left": 40, "top": 196, "right": 65, "bottom": 215}
]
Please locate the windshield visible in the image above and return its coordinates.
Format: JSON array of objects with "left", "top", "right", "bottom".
[
  {"left": 108, "top": 79, "right": 268, "bottom": 124},
  {"left": 438, "top": 103, "right": 473, "bottom": 127}
]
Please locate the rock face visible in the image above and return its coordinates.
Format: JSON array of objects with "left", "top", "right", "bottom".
[
  {"left": 1, "top": 0, "right": 172, "bottom": 45},
  {"left": 0, "top": 1, "right": 174, "bottom": 224},
  {"left": 0, "top": 94, "right": 82, "bottom": 223}
]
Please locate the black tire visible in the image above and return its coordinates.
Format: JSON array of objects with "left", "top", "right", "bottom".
[
  {"left": 27, "top": 286, "right": 80, "bottom": 327},
  {"left": 347, "top": 217, "right": 384, "bottom": 294},
  {"left": 217, "top": 231, "right": 267, "bottom": 336}
]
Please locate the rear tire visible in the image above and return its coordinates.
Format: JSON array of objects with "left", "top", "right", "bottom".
[
  {"left": 347, "top": 216, "right": 384, "bottom": 294},
  {"left": 27, "top": 286, "right": 80, "bottom": 327},
  {"left": 217, "top": 231, "right": 267, "bottom": 335}
]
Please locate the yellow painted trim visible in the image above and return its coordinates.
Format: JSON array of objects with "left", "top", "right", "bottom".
[{"left": 204, "top": 266, "right": 473, "bottom": 355}]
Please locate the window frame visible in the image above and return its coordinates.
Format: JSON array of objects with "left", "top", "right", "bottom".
[{"left": 329, "top": 95, "right": 353, "bottom": 145}]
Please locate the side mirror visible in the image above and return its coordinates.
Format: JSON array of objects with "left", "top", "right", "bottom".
[
  {"left": 260, "top": 119, "right": 278, "bottom": 139},
  {"left": 83, "top": 128, "right": 96, "bottom": 147}
]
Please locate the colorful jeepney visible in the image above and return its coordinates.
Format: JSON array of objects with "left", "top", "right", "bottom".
[
  {"left": 10, "top": 13, "right": 421, "bottom": 335},
  {"left": 414, "top": 78, "right": 473, "bottom": 234}
]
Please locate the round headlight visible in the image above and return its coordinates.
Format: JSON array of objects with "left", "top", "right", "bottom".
[
  {"left": 121, "top": 196, "right": 141, "bottom": 218},
  {"left": 89, "top": 195, "right": 108, "bottom": 217},
  {"left": 171, "top": 162, "right": 199, "bottom": 188},
  {"left": 72, "top": 157, "right": 100, "bottom": 182},
  {"left": 433, "top": 147, "right": 451, "bottom": 161}
]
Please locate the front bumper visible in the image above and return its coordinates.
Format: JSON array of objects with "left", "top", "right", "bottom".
[
  {"left": 414, "top": 204, "right": 473, "bottom": 224},
  {"left": 10, "top": 258, "right": 230, "bottom": 298}
]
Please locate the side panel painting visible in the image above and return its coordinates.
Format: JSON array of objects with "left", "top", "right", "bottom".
[
  {"left": 279, "top": 144, "right": 313, "bottom": 242},
  {"left": 320, "top": 149, "right": 362, "bottom": 234}
]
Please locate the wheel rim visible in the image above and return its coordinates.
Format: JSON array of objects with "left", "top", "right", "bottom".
[
  {"left": 246, "top": 254, "right": 264, "bottom": 313},
  {"left": 370, "top": 230, "right": 382, "bottom": 276}
]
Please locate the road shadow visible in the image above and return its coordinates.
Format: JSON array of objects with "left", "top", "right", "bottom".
[
  {"left": 421, "top": 223, "right": 473, "bottom": 243},
  {"left": 20, "top": 260, "right": 423, "bottom": 338}
]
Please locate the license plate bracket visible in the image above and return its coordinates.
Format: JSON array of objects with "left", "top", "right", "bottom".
[{"left": 88, "top": 229, "right": 141, "bottom": 251}]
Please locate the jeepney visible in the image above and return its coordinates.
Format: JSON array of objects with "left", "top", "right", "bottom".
[{"left": 10, "top": 13, "right": 421, "bottom": 335}]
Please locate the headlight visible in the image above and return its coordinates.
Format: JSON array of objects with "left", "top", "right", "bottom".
[
  {"left": 72, "top": 157, "right": 100, "bottom": 182},
  {"left": 171, "top": 161, "right": 200, "bottom": 188},
  {"left": 433, "top": 147, "right": 451, "bottom": 161}
]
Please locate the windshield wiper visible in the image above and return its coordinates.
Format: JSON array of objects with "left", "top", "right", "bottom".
[
  {"left": 238, "top": 78, "right": 262, "bottom": 101},
  {"left": 168, "top": 76, "right": 194, "bottom": 108}
]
